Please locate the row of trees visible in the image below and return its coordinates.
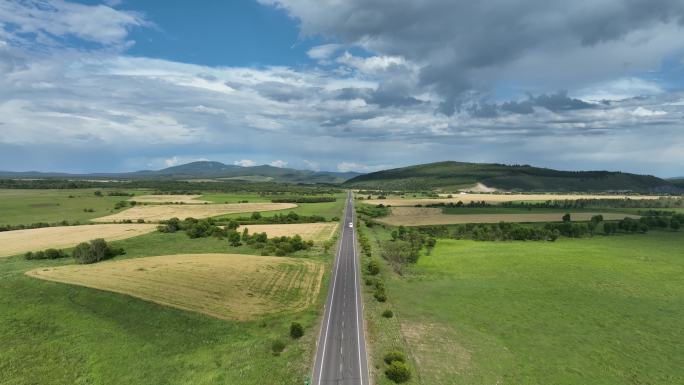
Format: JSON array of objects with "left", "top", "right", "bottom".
[{"left": 270, "top": 196, "right": 336, "bottom": 203}]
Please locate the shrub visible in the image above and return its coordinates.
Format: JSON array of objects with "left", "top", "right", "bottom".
[
  {"left": 367, "top": 260, "right": 380, "bottom": 275},
  {"left": 384, "top": 350, "right": 406, "bottom": 364},
  {"left": 374, "top": 289, "right": 387, "bottom": 302},
  {"left": 72, "top": 239, "right": 124, "bottom": 264},
  {"left": 271, "top": 339, "right": 286, "bottom": 355},
  {"left": 382, "top": 309, "right": 394, "bottom": 318},
  {"left": 290, "top": 322, "right": 304, "bottom": 339},
  {"left": 136, "top": 219, "right": 145, "bottom": 223},
  {"left": 385, "top": 360, "right": 411, "bottom": 383}
]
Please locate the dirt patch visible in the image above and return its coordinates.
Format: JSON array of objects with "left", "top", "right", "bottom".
[
  {"left": 367, "top": 194, "right": 664, "bottom": 206},
  {"left": 26, "top": 253, "right": 324, "bottom": 321},
  {"left": 400, "top": 321, "right": 471, "bottom": 382},
  {"left": 377, "top": 207, "right": 640, "bottom": 226},
  {"left": 129, "top": 195, "right": 211, "bottom": 204},
  {"left": 0, "top": 224, "right": 157, "bottom": 258},
  {"left": 92, "top": 202, "right": 297, "bottom": 222},
  {"left": 238, "top": 222, "right": 338, "bottom": 242}
]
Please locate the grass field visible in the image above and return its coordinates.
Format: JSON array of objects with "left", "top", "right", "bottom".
[
  {"left": 0, "top": 189, "right": 149, "bottom": 225},
  {"left": 0, "top": 229, "right": 332, "bottom": 385},
  {"left": 216, "top": 194, "right": 346, "bottom": 221},
  {"left": 200, "top": 193, "right": 272, "bottom": 203},
  {"left": 365, "top": 228, "right": 684, "bottom": 384},
  {"left": 364, "top": 194, "right": 664, "bottom": 206},
  {"left": 238, "top": 222, "right": 338, "bottom": 242},
  {"left": 27, "top": 253, "right": 324, "bottom": 321},
  {"left": 0, "top": 223, "right": 158, "bottom": 257},
  {"left": 377, "top": 206, "right": 638, "bottom": 226},
  {"left": 129, "top": 194, "right": 211, "bottom": 204},
  {"left": 92, "top": 202, "right": 297, "bottom": 222}
]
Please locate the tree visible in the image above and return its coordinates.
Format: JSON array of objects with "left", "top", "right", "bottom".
[
  {"left": 384, "top": 350, "right": 406, "bottom": 364},
  {"left": 562, "top": 213, "right": 571, "bottom": 222},
  {"left": 671, "top": 218, "right": 681, "bottom": 231},
  {"left": 385, "top": 361, "right": 411, "bottom": 383},
  {"left": 226, "top": 220, "right": 239, "bottom": 230},
  {"left": 290, "top": 322, "right": 304, "bottom": 339},
  {"left": 228, "top": 231, "right": 241, "bottom": 247},
  {"left": 251, "top": 212, "right": 262, "bottom": 220}
]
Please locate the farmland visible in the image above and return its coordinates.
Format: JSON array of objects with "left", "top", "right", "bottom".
[
  {"left": 0, "top": 223, "right": 158, "bottom": 257},
  {"left": 92, "top": 202, "right": 297, "bottom": 222},
  {"left": 238, "top": 222, "right": 338, "bottom": 242},
  {"left": 360, "top": 223, "right": 684, "bottom": 385},
  {"left": 376, "top": 206, "right": 639, "bottom": 226},
  {"left": 364, "top": 193, "right": 665, "bottom": 206},
  {"left": 0, "top": 186, "right": 344, "bottom": 385},
  {"left": 128, "top": 194, "right": 211, "bottom": 204},
  {"left": 27, "top": 253, "right": 324, "bottom": 321}
]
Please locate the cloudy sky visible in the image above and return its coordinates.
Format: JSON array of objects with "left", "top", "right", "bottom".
[{"left": 1, "top": 0, "right": 683, "bottom": 176}]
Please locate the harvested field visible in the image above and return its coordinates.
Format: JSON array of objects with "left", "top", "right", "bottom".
[
  {"left": 377, "top": 207, "right": 640, "bottom": 226},
  {"left": 366, "top": 193, "right": 664, "bottom": 206},
  {"left": 0, "top": 224, "right": 157, "bottom": 257},
  {"left": 26, "top": 253, "right": 324, "bottom": 321},
  {"left": 128, "top": 194, "right": 210, "bottom": 204},
  {"left": 239, "top": 222, "right": 338, "bottom": 242},
  {"left": 92, "top": 202, "right": 297, "bottom": 222}
]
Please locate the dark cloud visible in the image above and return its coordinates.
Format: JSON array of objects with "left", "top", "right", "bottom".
[{"left": 265, "top": 0, "right": 684, "bottom": 114}]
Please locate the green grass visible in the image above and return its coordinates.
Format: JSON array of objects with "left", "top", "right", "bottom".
[
  {"left": 0, "top": 230, "right": 333, "bottom": 385},
  {"left": 370, "top": 230, "right": 684, "bottom": 384},
  {"left": 199, "top": 193, "right": 271, "bottom": 203},
  {"left": 215, "top": 193, "right": 346, "bottom": 221},
  {"left": 0, "top": 189, "right": 150, "bottom": 226}
]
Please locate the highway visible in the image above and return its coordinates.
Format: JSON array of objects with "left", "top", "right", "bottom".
[{"left": 312, "top": 191, "right": 369, "bottom": 385}]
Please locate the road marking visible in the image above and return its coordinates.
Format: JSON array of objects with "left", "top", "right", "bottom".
[{"left": 315, "top": 202, "right": 347, "bottom": 385}]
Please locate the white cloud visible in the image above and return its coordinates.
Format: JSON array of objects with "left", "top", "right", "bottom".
[
  {"left": 307, "top": 43, "right": 343, "bottom": 60},
  {"left": 336, "top": 162, "right": 386, "bottom": 173},
  {"left": 269, "top": 160, "right": 288, "bottom": 168},
  {"left": 631, "top": 106, "right": 667, "bottom": 117},
  {"left": 577, "top": 78, "right": 664, "bottom": 102},
  {"left": 302, "top": 160, "right": 320, "bottom": 171},
  {"left": 234, "top": 159, "right": 256, "bottom": 167},
  {"left": 164, "top": 156, "right": 179, "bottom": 167}
]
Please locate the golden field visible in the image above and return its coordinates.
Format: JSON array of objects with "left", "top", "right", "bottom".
[{"left": 92, "top": 202, "right": 297, "bottom": 222}]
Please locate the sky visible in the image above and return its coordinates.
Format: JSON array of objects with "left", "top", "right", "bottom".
[{"left": 0, "top": 0, "right": 683, "bottom": 177}]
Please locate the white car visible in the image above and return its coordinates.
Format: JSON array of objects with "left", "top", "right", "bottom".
[{"left": 348, "top": 222, "right": 354, "bottom": 228}]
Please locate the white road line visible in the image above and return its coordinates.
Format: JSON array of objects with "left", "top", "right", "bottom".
[{"left": 315, "top": 203, "right": 347, "bottom": 385}]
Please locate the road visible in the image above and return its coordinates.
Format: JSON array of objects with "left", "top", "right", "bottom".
[{"left": 312, "top": 191, "right": 369, "bottom": 385}]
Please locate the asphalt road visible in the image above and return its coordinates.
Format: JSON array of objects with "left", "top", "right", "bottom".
[{"left": 312, "top": 191, "right": 369, "bottom": 385}]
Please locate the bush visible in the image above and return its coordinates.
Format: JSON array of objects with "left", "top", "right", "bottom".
[
  {"left": 382, "top": 309, "right": 394, "bottom": 318},
  {"left": 73, "top": 239, "right": 124, "bottom": 264},
  {"left": 367, "top": 260, "right": 380, "bottom": 275},
  {"left": 290, "top": 322, "right": 304, "bottom": 339},
  {"left": 385, "top": 360, "right": 411, "bottom": 383},
  {"left": 271, "top": 339, "right": 286, "bottom": 355},
  {"left": 384, "top": 350, "right": 406, "bottom": 364},
  {"left": 374, "top": 289, "right": 387, "bottom": 302}
]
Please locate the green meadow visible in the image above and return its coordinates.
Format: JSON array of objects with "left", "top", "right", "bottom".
[{"left": 363, "top": 226, "right": 684, "bottom": 385}]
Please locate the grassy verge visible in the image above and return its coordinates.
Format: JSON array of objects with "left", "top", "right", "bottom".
[{"left": 360, "top": 227, "right": 684, "bottom": 384}]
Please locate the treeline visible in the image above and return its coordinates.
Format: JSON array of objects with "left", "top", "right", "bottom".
[
  {"left": 381, "top": 226, "right": 436, "bottom": 273},
  {"left": 25, "top": 239, "right": 124, "bottom": 264},
  {"left": 228, "top": 211, "right": 331, "bottom": 225},
  {"left": 270, "top": 196, "right": 336, "bottom": 203},
  {"left": 0, "top": 178, "right": 341, "bottom": 194},
  {"left": 157, "top": 217, "right": 313, "bottom": 256},
  {"left": 356, "top": 204, "right": 390, "bottom": 218},
  {"left": 1, "top": 220, "right": 86, "bottom": 232},
  {"left": 426, "top": 197, "right": 684, "bottom": 209}
]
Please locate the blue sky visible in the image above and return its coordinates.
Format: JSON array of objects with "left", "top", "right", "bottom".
[{"left": 0, "top": 0, "right": 683, "bottom": 177}]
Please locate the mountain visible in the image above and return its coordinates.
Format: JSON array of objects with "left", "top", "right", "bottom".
[
  {"left": 0, "top": 161, "right": 361, "bottom": 184},
  {"left": 344, "top": 161, "right": 680, "bottom": 193}
]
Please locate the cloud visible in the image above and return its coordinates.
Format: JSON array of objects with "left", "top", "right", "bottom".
[
  {"left": 269, "top": 160, "right": 288, "bottom": 168},
  {"left": 632, "top": 106, "right": 667, "bottom": 117},
  {"left": 302, "top": 160, "right": 320, "bottom": 171},
  {"left": 0, "top": 0, "right": 147, "bottom": 48},
  {"left": 234, "top": 159, "right": 256, "bottom": 167},
  {"left": 164, "top": 156, "right": 179, "bottom": 167},
  {"left": 263, "top": 0, "right": 684, "bottom": 114},
  {"left": 336, "top": 162, "right": 386, "bottom": 173},
  {"left": 307, "top": 43, "right": 343, "bottom": 60}
]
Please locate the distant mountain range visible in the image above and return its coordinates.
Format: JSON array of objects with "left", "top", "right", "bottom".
[
  {"left": 344, "top": 161, "right": 681, "bottom": 193},
  {"left": 1, "top": 160, "right": 681, "bottom": 193},
  {"left": 0, "top": 161, "right": 361, "bottom": 184}
]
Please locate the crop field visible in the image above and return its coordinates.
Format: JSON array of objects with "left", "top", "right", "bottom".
[
  {"left": 239, "top": 222, "right": 338, "bottom": 242},
  {"left": 376, "top": 206, "right": 639, "bottom": 226},
  {"left": 27, "top": 253, "right": 324, "bottom": 321},
  {"left": 364, "top": 193, "right": 664, "bottom": 206},
  {"left": 217, "top": 194, "right": 346, "bottom": 221},
  {"left": 0, "top": 224, "right": 158, "bottom": 257},
  {"left": 0, "top": 188, "right": 148, "bottom": 225},
  {"left": 364, "top": 228, "right": 684, "bottom": 385},
  {"left": 129, "top": 194, "right": 211, "bottom": 204},
  {"left": 92, "top": 202, "right": 297, "bottom": 222},
  {"left": 198, "top": 193, "right": 271, "bottom": 203}
]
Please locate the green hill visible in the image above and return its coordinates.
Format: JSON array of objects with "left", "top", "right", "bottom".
[{"left": 344, "top": 161, "right": 678, "bottom": 193}]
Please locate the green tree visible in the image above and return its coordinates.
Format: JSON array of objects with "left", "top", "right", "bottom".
[
  {"left": 562, "top": 213, "right": 571, "bottom": 222},
  {"left": 290, "top": 322, "right": 304, "bottom": 339}
]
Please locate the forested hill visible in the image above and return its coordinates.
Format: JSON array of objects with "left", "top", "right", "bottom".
[{"left": 344, "top": 161, "right": 679, "bottom": 193}]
